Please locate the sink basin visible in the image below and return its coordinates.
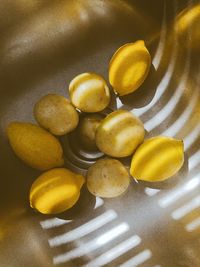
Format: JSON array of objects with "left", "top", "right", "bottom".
[{"left": 1, "top": 0, "right": 200, "bottom": 266}]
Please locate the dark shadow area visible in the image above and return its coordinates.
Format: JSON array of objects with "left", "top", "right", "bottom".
[
  {"left": 119, "top": 64, "right": 157, "bottom": 110},
  {"left": 57, "top": 187, "right": 96, "bottom": 221},
  {"left": 129, "top": 0, "right": 190, "bottom": 22},
  {"left": 0, "top": 138, "right": 40, "bottom": 212},
  {"left": 60, "top": 132, "right": 102, "bottom": 172}
]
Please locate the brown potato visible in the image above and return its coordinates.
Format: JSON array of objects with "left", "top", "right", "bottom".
[
  {"left": 87, "top": 158, "right": 130, "bottom": 198},
  {"left": 69, "top": 73, "right": 110, "bottom": 112},
  {"left": 79, "top": 114, "right": 102, "bottom": 150},
  {"left": 95, "top": 110, "right": 145, "bottom": 157},
  {"left": 34, "top": 94, "right": 79, "bottom": 136}
]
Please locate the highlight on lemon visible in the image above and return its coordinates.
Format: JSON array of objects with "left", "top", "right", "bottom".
[
  {"left": 29, "top": 168, "right": 85, "bottom": 214},
  {"left": 109, "top": 40, "right": 151, "bottom": 96},
  {"left": 130, "top": 136, "right": 184, "bottom": 182}
]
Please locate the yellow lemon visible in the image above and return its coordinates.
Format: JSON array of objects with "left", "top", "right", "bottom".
[
  {"left": 29, "top": 168, "right": 85, "bottom": 214},
  {"left": 7, "top": 122, "right": 64, "bottom": 170},
  {"left": 34, "top": 94, "right": 79, "bottom": 136},
  {"left": 95, "top": 110, "right": 145, "bottom": 157},
  {"left": 69, "top": 73, "right": 110, "bottom": 112},
  {"left": 130, "top": 136, "right": 184, "bottom": 182},
  {"left": 109, "top": 40, "right": 151, "bottom": 96}
]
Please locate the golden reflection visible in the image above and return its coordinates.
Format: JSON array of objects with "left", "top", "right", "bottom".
[
  {"left": 175, "top": 4, "right": 200, "bottom": 51},
  {"left": 0, "top": 207, "right": 26, "bottom": 241},
  {"left": 16, "top": 0, "right": 42, "bottom": 11},
  {"left": 130, "top": 136, "right": 184, "bottom": 182},
  {"left": 3, "top": 0, "right": 155, "bottom": 64}
]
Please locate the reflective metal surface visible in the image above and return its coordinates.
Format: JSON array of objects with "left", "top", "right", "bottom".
[{"left": 1, "top": 0, "right": 200, "bottom": 266}]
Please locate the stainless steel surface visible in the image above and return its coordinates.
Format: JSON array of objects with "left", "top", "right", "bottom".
[{"left": 0, "top": 0, "right": 200, "bottom": 266}]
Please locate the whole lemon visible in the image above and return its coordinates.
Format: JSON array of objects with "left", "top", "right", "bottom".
[
  {"left": 109, "top": 40, "right": 151, "bottom": 96},
  {"left": 130, "top": 136, "right": 184, "bottom": 182},
  {"left": 7, "top": 122, "right": 64, "bottom": 170},
  {"left": 30, "top": 168, "right": 85, "bottom": 214}
]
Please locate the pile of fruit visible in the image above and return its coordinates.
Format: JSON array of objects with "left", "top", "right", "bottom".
[{"left": 7, "top": 40, "right": 184, "bottom": 215}]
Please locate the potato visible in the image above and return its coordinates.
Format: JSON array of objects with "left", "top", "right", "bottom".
[
  {"left": 95, "top": 110, "right": 145, "bottom": 157},
  {"left": 79, "top": 114, "right": 102, "bottom": 150},
  {"left": 87, "top": 158, "right": 130, "bottom": 198},
  {"left": 69, "top": 73, "right": 110, "bottom": 112},
  {"left": 34, "top": 94, "right": 79, "bottom": 136}
]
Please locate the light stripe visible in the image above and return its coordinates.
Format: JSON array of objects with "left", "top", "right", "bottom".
[
  {"left": 94, "top": 197, "right": 104, "bottom": 209},
  {"left": 171, "top": 195, "right": 200, "bottom": 220},
  {"left": 189, "top": 150, "right": 200, "bottom": 171},
  {"left": 145, "top": 187, "right": 160, "bottom": 196},
  {"left": 133, "top": 41, "right": 177, "bottom": 117},
  {"left": 185, "top": 216, "right": 200, "bottom": 232},
  {"left": 84, "top": 235, "right": 141, "bottom": 267},
  {"left": 184, "top": 124, "right": 200, "bottom": 150},
  {"left": 152, "top": 9, "right": 166, "bottom": 70},
  {"left": 49, "top": 210, "right": 117, "bottom": 247},
  {"left": 116, "top": 97, "right": 123, "bottom": 109},
  {"left": 158, "top": 176, "right": 200, "bottom": 208},
  {"left": 102, "top": 112, "right": 131, "bottom": 131},
  {"left": 71, "top": 79, "right": 105, "bottom": 105},
  {"left": 53, "top": 223, "right": 129, "bottom": 264},
  {"left": 119, "top": 249, "right": 152, "bottom": 267},
  {"left": 162, "top": 91, "right": 198, "bottom": 137},
  {"left": 115, "top": 126, "right": 141, "bottom": 151},
  {"left": 144, "top": 72, "right": 188, "bottom": 132},
  {"left": 40, "top": 218, "right": 72, "bottom": 230}
]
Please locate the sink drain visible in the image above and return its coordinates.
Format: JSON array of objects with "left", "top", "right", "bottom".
[{"left": 60, "top": 108, "right": 113, "bottom": 171}]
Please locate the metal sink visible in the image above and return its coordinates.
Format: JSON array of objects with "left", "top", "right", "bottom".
[{"left": 1, "top": 0, "right": 200, "bottom": 266}]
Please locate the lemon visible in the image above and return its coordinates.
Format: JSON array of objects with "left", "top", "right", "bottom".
[
  {"left": 7, "top": 122, "right": 64, "bottom": 170},
  {"left": 34, "top": 94, "right": 79, "bottom": 136},
  {"left": 109, "top": 40, "right": 151, "bottom": 96},
  {"left": 29, "top": 168, "right": 85, "bottom": 214},
  {"left": 95, "top": 110, "right": 145, "bottom": 157},
  {"left": 69, "top": 73, "right": 110, "bottom": 112},
  {"left": 130, "top": 136, "right": 184, "bottom": 182}
]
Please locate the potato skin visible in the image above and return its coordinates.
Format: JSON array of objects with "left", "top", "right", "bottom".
[
  {"left": 95, "top": 110, "right": 145, "bottom": 157},
  {"left": 87, "top": 158, "right": 130, "bottom": 198},
  {"left": 69, "top": 73, "right": 111, "bottom": 113},
  {"left": 79, "top": 114, "right": 102, "bottom": 150},
  {"left": 34, "top": 94, "right": 79, "bottom": 136}
]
